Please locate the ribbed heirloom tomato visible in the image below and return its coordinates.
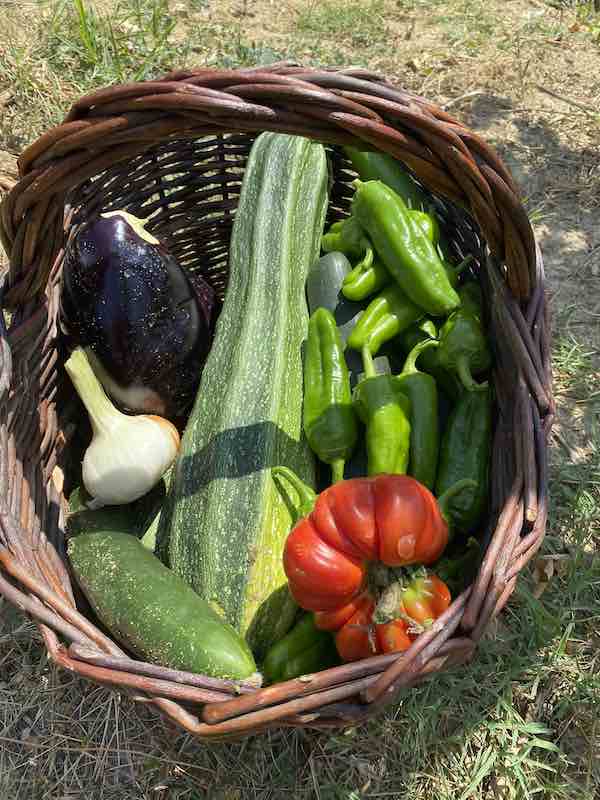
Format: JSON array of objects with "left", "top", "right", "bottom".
[
  {"left": 314, "top": 574, "right": 451, "bottom": 662},
  {"left": 275, "top": 470, "right": 463, "bottom": 661},
  {"left": 282, "top": 472, "right": 457, "bottom": 611}
]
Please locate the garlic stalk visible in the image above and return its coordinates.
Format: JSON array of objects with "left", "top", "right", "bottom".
[{"left": 64, "top": 347, "right": 180, "bottom": 507}]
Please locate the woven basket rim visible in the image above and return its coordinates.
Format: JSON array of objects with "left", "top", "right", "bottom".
[{"left": 0, "top": 63, "right": 554, "bottom": 739}]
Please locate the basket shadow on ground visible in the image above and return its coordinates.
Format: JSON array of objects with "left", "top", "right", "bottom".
[{"left": 462, "top": 93, "right": 600, "bottom": 347}]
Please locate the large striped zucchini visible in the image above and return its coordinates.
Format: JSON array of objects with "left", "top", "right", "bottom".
[{"left": 158, "top": 133, "right": 329, "bottom": 659}]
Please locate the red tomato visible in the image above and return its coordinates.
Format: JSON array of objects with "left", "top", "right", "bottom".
[
  {"left": 314, "top": 574, "right": 451, "bottom": 663},
  {"left": 283, "top": 475, "right": 449, "bottom": 612}
]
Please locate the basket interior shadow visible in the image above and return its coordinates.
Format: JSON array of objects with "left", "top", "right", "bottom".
[{"left": 0, "top": 66, "right": 554, "bottom": 741}]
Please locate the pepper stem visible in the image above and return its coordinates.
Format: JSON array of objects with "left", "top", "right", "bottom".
[
  {"left": 271, "top": 466, "right": 317, "bottom": 522},
  {"left": 437, "top": 478, "right": 478, "bottom": 525},
  {"left": 361, "top": 345, "right": 376, "bottom": 378},
  {"left": 330, "top": 459, "right": 345, "bottom": 485},
  {"left": 401, "top": 338, "right": 439, "bottom": 376},
  {"left": 446, "top": 254, "right": 474, "bottom": 281},
  {"left": 357, "top": 243, "right": 374, "bottom": 271},
  {"left": 457, "top": 357, "right": 489, "bottom": 392}
]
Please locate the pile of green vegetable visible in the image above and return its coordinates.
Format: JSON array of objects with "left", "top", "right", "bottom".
[{"left": 60, "top": 132, "right": 493, "bottom": 689}]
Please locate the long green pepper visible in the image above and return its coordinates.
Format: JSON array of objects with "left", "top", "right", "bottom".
[
  {"left": 343, "top": 147, "right": 430, "bottom": 211},
  {"left": 321, "top": 216, "right": 373, "bottom": 273},
  {"left": 353, "top": 347, "right": 411, "bottom": 476},
  {"left": 347, "top": 284, "right": 423, "bottom": 356},
  {"left": 435, "top": 385, "right": 492, "bottom": 533},
  {"left": 398, "top": 320, "right": 464, "bottom": 400},
  {"left": 351, "top": 179, "right": 461, "bottom": 316},
  {"left": 437, "top": 283, "right": 492, "bottom": 392},
  {"left": 394, "top": 339, "right": 440, "bottom": 490},
  {"left": 262, "top": 614, "right": 338, "bottom": 684},
  {"left": 341, "top": 209, "right": 439, "bottom": 303},
  {"left": 303, "top": 307, "right": 358, "bottom": 483}
]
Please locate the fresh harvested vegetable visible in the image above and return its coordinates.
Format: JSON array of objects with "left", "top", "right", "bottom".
[
  {"left": 262, "top": 613, "right": 337, "bottom": 683},
  {"left": 437, "top": 284, "right": 492, "bottom": 392},
  {"left": 341, "top": 255, "right": 390, "bottom": 302},
  {"left": 271, "top": 466, "right": 317, "bottom": 524},
  {"left": 278, "top": 636, "right": 338, "bottom": 681},
  {"left": 68, "top": 531, "right": 257, "bottom": 680},
  {"left": 394, "top": 339, "right": 440, "bottom": 489},
  {"left": 64, "top": 348, "right": 179, "bottom": 507},
  {"left": 321, "top": 216, "right": 373, "bottom": 274},
  {"left": 410, "top": 209, "right": 440, "bottom": 246},
  {"left": 67, "top": 481, "right": 166, "bottom": 538},
  {"left": 315, "top": 570, "right": 451, "bottom": 661},
  {"left": 345, "top": 356, "right": 392, "bottom": 481},
  {"left": 353, "top": 347, "right": 411, "bottom": 477},
  {"left": 343, "top": 147, "right": 469, "bottom": 294},
  {"left": 339, "top": 209, "right": 438, "bottom": 304},
  {"left": 435, "top": 385, "right": 493, "bottom": 533},
  {"left": 303, "top": 308, "right": 358, "bottom": 483},
  {"left": 343, "top": 147, "right": 430, "bottom": 211},
  {"left": 278, "top": 469, "right": 474, "bottom": 612},
  {"left": 60, "top": 210, "right": 215, "bottom": 419},
  {"left": 305, "top": 251, "right": 364, "bottom": 351},
  {"left": 351, "top": 179, "right": 461, "bottom": 316},
  {"left": 347, "top": 284, "right": 423, "bottom": 356},
  {"left": 398, "top": 320, "right": 463, "bottom": 399},
  {"left": 158, "top": 133, "right": 328, "bottom": 660}
]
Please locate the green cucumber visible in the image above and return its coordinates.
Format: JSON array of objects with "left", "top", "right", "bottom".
[
  {"left": 158, "top": 133, "right": 329, "bottom": 660},
  {"left": 68, "top": 532, "right": 257, "bottom": 680}
]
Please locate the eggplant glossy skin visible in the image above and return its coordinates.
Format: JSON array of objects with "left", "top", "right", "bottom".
[{"left": 61, "top": 212, "right": 215, "bottom": 419}]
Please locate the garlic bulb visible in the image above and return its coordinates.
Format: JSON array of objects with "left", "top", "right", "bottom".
[{"left": 64, "top": 348, "right": 180, "bottom": 507}]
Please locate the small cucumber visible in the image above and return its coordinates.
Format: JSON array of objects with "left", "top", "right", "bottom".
[{"left": 68, "top": 531, "right": 257, "bottom": 680}]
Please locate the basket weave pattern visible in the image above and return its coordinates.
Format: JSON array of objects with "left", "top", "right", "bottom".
[{"left": 0, "top": 64, "right": 554, "bottom": 738}]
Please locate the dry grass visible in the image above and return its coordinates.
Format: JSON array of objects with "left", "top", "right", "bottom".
[{"left": 1, "top": 0, "right": 600, "bottom": 798}]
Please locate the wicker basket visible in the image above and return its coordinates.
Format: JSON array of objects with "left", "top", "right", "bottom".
[{"left": 0, "top": 64, "right": 554, "bottom": 740}]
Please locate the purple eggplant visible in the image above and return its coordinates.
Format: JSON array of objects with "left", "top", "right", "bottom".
[{"left": 60, "top": 211, "right": 216, "bottom": 419}]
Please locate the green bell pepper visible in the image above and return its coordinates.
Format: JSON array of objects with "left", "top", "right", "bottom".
[{"left": 303, "top": 308, "right": 358, "bottom": 483}]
